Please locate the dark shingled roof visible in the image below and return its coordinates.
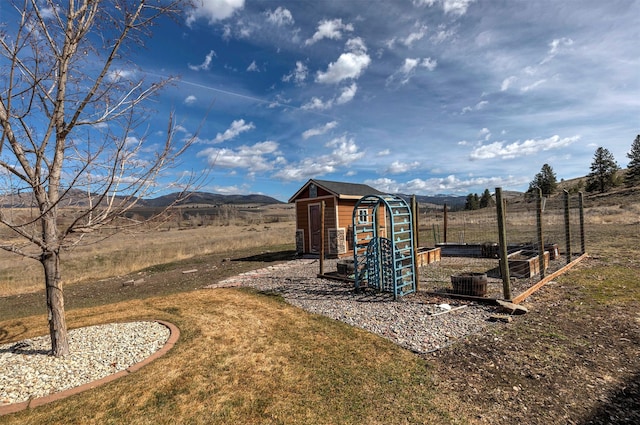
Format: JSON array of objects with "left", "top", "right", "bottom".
[
  {"left": 289, "top": 179, "right": 385, "bottom": 202},
  {"left": 311, "top": 179, "right": 385, "bottom": 197}
]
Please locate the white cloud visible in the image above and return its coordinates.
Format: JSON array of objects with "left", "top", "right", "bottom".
[
  {"left": 500, "top": 76, "right": 517, "bottom": 91},
  {"left": 186, "top": 0, "right": 245, "bottom": 26},
  {"left": 442, "top": 0, "right": 476, "bottom": 15},
  {"left": 521, "top": 79, "right": 547, "bottom": 92},
  {"left": 106, "top": 68, "right": 135, "bottom": 82},
  {"left": 364, "top": 177, "right": 401, "bottom": 193},
  {"left": 282, "top": 61, "right": 308, "bottom": 84},
  {"left": 402, "top": 25, "right": 428, "bottom": 47},
  {"left": 377, "top": 149, "right": 391, "bottom": 156},
  {"left": 413, "top": 0, "right": 476, "bottom": 16},
  {"left": 431, "top": 25, "right": 456, "bottom": 43},
  {"left": 316, "top": 38, "right": 371, "bottom": 84},
  {"left": 326, "top": 136, "right": 364, "bottom": 164},
  {"left": 273, "top": 136, "right": 364, "bottom": 181},
  {"left": 386, "top": 161, "right": 420, "bottom": 174},
  {"left": 210, "top": 184, "right": 251, "bottom": 195},
  {"left": 222, "top": 25, "right": 232, "bottom": 40},
  {"left": 247, "top": 60, "right": 259, "bottom": 72},
  {"left": 301, "top": 83, "right": 358, "bottom": 110},
  {"left": 184, "top": 95, "right": 197, "bottom": 105},
  {"left": 412, "top": 0, "right": 437, "bottom": 6},
  {"left": 265, "top": 6, "right": 294, "bottom": 26},
  {"left": 305, "top": 18, "right": 354, "bottom": 45},
  {"left": 541, "top": 37, "right": 574, "bottom": 64},
  {"left": 198, "top": 141, "right": 280, "bottom": 174},
  {"left": 301, "top": 96, "right": 333, "bottom": 111},
  {"left": 469, "top": 135, "right": 580, "bottom": 160},
  {"left": 478, "top": 128, "right": 491, "bottom": 140},
  {"left": 549, "top": 37, "right": 573, "bottom": 54},
  {"left": 461, "top": 100, "right": 488, "bottom": 114},
  {"left": 366, "top": 174, "right": 519, "bottom": 195},
  {"left": 40, "top": 4, "right": 59, "bottom": 19},
  {"left": 268, "top": 93, "right": 292, "bottom": 109},
  {"left": 387, "top": 57, "right": 437, "bottom": 86},
  {"left": 420, "top": 57, "right": 438, "bottom": 71},
  {"left": 335, "top": 83, "right": 358, "bottom": 104},
  {"left": 302, "top": 121, "right": 338, "bottom": 139},
  {"left": 188, "top": 50, "right": 216, "bottom": 71},
  {"left": 213, "top": 119, "right": 255, "bottom": 143}
]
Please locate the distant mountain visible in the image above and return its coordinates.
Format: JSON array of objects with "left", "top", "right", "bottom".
[
  {"left": 0, "top": 190, "right": 283, "bottom": 208},
  {"left": 142, "top": 191, "right": 283, "bottom": 207},
  {"left": 396, "top": 193, "right": 467, "bottom": 208}
]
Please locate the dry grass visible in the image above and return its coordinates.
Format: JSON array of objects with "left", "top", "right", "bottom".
[
  {"left": 0, "top": 220, "right": 295, "bottom": 296},
  {"left": 0, "top": 289, "right": 453, "bottom": 425}
]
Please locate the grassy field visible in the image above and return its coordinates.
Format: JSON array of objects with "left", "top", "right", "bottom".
[
  {"left": 0, "top": 213, "right": 295, "bottom": 296},
  {"left": 0, "top": 194, "right": 638, "bottom": 424}
]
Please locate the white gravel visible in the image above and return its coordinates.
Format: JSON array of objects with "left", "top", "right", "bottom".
[
  {"left": 211, "top": 258, "right": 498, "bottom": 355},
  {"left": 0, "top": 321, "right": 170, "bottom": 406}
]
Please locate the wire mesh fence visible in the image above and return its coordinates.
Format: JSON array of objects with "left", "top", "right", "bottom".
[{"left": 416, "top": 189, "right": 586, "bottom": 302}]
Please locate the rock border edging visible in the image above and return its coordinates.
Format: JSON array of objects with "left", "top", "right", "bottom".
[{"left": 0, "top": 320, "right": 179, "bottom": 416}]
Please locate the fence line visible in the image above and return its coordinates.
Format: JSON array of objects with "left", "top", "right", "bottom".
[{"left": 419, "top": 188, "right": 586, "bottom": 303}]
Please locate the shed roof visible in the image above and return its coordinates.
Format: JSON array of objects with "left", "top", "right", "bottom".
[{"left": 288, "top": 179, "right": 385, "bottom": 203}]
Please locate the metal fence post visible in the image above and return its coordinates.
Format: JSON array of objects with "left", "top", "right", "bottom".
[
  {"left": 320, "top": 201, "right": 325, "bottom": 275},
  {"left": 579, "top": 191, "right": 586, "bottom": 254},
  {"left": 411, "top": 195, "right": 420, "bottom": 291},
  {"left": 443, "top": 202, "right": 448, "bottom": 243},
  {"left": 536, "top": 188, "right": 545, "bottom": 279},
  {"left": 495, "top": 187, "right": 511, "bottom": 300},
  {"left": 563, "top": 190, "right": 571, "bottom": 264}
]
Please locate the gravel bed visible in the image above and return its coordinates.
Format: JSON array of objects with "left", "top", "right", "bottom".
[
  {"left": 0, "top": 321, "right": 170, "bottom": 406},
  {"left": 213, "top": 259, "right": 498, "bottom": 355}
]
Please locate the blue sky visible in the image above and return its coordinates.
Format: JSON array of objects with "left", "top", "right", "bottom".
[{"left": 5, "top": 1, "right": 640, "bottom": 202}]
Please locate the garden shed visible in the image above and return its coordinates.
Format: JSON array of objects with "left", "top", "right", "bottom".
[{"left": 289, "top": 179, "right": 385, "bottom": 258}]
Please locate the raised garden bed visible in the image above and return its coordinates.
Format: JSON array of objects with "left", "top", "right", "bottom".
[
  {"left": 507, "top": 250, "right": 550, "bottom": 278},
  {"left": 416, "top": 247, "right": 441, "bottom": 267},
  {"left": 436, "top": 242, "right": 499, "bottom": 258}
]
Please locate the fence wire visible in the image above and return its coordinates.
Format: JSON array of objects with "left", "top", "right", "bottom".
[{"left": 417, "top": 191, "right": 585, "bottom": 301}]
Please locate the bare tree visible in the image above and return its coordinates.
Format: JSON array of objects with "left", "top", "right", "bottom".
[{"left": 0, "top": 0, "right": 196, "bottom": 356}]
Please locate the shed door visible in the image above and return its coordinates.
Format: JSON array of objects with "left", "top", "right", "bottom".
[{"left": 309, "top": 204, "right": 321, "bottom": 253}]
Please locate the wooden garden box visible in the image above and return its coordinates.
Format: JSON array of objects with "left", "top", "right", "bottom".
[{"left": 507, "top": 250, "right": 550, "bottom": 278}]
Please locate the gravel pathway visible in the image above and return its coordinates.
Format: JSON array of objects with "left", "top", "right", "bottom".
[
  {"left": 0, "top": 321, "right": 170, "bottom": 406},
  {"left": 210, "top": 258, "right": 498, "bottom": 355}
]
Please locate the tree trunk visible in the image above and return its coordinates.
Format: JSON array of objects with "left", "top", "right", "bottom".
[{"left": 42, "top": 250, "right": 70, "bottom": 357}]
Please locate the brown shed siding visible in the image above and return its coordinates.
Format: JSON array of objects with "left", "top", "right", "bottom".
[{"left": 294, "top": 196, "right": 338, "bottom": 255}]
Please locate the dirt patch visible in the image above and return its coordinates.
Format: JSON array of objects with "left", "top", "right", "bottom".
[
  {"left": 429, "top": 256, "right": 640, "bottom": 424},
  {"left": 0, "top": 248, "right": 298, "bottom": 323}
]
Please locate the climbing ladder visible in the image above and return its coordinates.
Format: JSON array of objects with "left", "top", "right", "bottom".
[{"left": 352, "top": 195, "right": 416, "bottom": 299}]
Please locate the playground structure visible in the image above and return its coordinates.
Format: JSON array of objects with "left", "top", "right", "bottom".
[{"left": 351, "top": 194, "right": 417, "bottom": 299}]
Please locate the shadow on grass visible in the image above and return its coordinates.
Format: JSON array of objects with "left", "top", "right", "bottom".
[
  {"left": 581, "top": 370, "right": 640, "bottom": 424},
  {"left": 233, "top": 250, "right": 298, "bottom": 263}
]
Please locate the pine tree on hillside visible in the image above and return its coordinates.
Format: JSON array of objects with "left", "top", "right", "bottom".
[
  {"left": 479, "top": 188, "right": 495, "bottom": 208},
  {"left": 465, "top": 193, "right": 480, "bottom": 210},
  {"left": 586, "top": 147, "right": 620, "bottom": 193},
  {"left": 527, "top": 164, "right": 558, "bottom": 196},
  {"left": 624, "top": 134, "right": 640, "bottom": 187}
]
